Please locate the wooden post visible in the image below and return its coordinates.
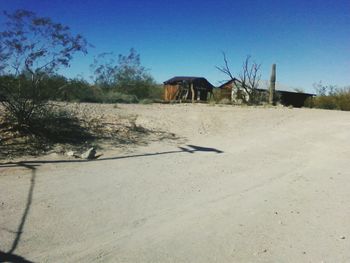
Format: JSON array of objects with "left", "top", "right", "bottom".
[
  {"left": 269, "top": 64, "right": 276, "bottom": 105},
  {"left": 164, "top": 85, "right": 168, "bottom": 101},
  {"left": 191, "top": 83, "right": 195, "bottom": 103}
]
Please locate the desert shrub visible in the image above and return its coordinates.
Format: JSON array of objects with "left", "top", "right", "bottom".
[
  {"left": 147, "top": 84, "right": 164, "bottom": 100},
  {"left": 139, "top": 98, "right": 154, "bottom": 104},
  {"left": 305, "top": 86, "right": 350, "bottom": 111},
  {"left": 0, "top": 75, "right": 54, "bottom": 126},
  {"left": 39, "top": 75, "right": 69, "bottom": 100},
  {"left": 250, "top": 89, "right": 269, "bottom": 105},
  {"left": 0, "top": 10, "right": 87, "bottom": 127},
  {"left": 1, "top": 102, "right": 93, "bottom": 145},
  {"left": 218, "top": 98, "right": 231, "bottom": 105},
  {"left": 115, "top": 79, "right": 155, "bottom": 100},
  {"left": 90, "top": 49, "right": 162, "bottom": 103},
  {"left": 93, "top": 83, "right": 161, "bottom": 104},
  {"left": 313, "top": 96, "right": 338, "bottom": 110},
  {"left": 335, "top": 88, "right": 350, "bottom": 111},
  {"left": 65, "top": 80, "right": 103, "bottom": 102},
  {"left": 100, "top": 90, "right": 138, "bottom": 103},
  {"left": 304, "top": 97, "right": 314, "bottom": 108},
  {"left": 211, "top": 88, "right": 224, "bottom": 103},
  {"left": 28, "top": 108, "right": 93, "bottom": 144},
  {"left": 5, "top": 73, "right": 162, "bottom": 104}
]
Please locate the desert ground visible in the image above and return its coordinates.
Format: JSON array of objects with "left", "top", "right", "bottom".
[{"left": 1, "top": 103, "right": 350, "bottom": 262}]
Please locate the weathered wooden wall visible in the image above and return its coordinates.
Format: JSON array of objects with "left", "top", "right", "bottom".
[
  {"left": 220, "top": 83, "right": 232, "bottom": 100},
  {"left": 164, "top": 84, "right": 179, "bottom": 101}
]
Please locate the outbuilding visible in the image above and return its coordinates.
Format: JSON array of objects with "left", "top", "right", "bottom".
[
  {"left": 163, "top": 76, "right": 214, "bottom": 102},
  {"left": 217, "top": 79, "right": 315, "bottom": 107}
]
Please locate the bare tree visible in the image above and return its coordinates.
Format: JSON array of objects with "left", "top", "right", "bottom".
[
  {"left": 217, "top": 53, "right": 262, "bottom": 104},
  {"left": 0, "top": 9, "right": 88, "bottom": 126},
  {"left": 216, "top": 52, "right": 236, "bottom": 81}
]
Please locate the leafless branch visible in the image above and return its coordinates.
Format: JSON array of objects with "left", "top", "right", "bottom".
[
  {"left": 217, "top": 53, "right": 262, "bottom": 103},
  {"left": 215, "top": 52, "right": 235, "bottom": 80}
]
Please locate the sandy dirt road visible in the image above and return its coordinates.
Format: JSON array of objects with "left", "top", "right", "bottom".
[{"left": 1, "top": 104, "right": 350, "bottom": 262}]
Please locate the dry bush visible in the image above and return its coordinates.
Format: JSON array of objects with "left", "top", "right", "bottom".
[
  {"left": 218, "top": 98, "right": 232, "bottom": 105},
  {"left": 305, "top": 88, "right": 350, "bottom": 111},
  {"left": 0, "top": 106, "right": 94, "bottom": 158}
]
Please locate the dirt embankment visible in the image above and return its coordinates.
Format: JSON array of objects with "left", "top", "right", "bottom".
[{"left": 0, "top": 103, "right": 178, "bottom": 160}]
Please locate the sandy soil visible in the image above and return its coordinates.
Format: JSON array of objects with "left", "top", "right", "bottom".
[{"left": 1, "top": 103, "right": 350, "bottom": 262}]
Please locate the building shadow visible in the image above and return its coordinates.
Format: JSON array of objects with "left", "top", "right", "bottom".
[{"left": 0, "top": 163, "right": 36, "bottom": 263}]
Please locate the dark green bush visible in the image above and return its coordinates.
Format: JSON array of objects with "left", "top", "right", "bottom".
[
  {"left": 1, "top": 73, "right": 163, "bottom": 105},
  {"left": 335, "top": 89, "right": 350, "bottom": 111},
  {"left": 147, "top": 84, "right": 164, "bottom": 100},
  {"left": 89, "top": 49, "right": 163, "bottom": 103},
  {"left": 100, "top": 91, "right": 138, "bottom": 103},
  {"left": 313, "top": 96, "right": 338, "bottom": 110},
  {"left": 139, "top": 98, "right": 154, "bottom": 104}
]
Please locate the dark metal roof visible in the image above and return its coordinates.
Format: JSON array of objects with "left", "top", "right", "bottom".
[
  {"left": 164, "top": 76, "right": 214, "bottom": 89},
  {"left": 257, "top": 88, "right": 315, "bottom": 96}
]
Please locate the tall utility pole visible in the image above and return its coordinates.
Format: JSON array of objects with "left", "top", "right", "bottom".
[{"left": 269, "top": 64, "right": 276, "bottom": 105}]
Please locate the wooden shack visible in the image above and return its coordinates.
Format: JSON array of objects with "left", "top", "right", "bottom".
[
  {"left": 217, "top": 79, "right": 240, "bottom": 102},
  {"left": 164, "top": 76, "right": 214, "bottom": 102}
]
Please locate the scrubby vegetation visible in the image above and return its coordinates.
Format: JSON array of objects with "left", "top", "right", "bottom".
[
  {"left": 305, "top": 83, "right": 350, "bottom": 111},
  {"left": 0, "top": 50, "right": 163, "bottom": 107},
  {"left": 0, "top": 11, "right": 163, "bottom": 130},
  {"left": 88, "top": 48, "right": 163, "bottom": 103},
  {"left": 0, "top": 9, "right": 88, "bottom": 129},
  {"left": 0, "top": 10, "right": 163, "bottom": 159},
  {"left": 0, "top": 103, "right": 159, "bottom": 158},
  {"left": 1, "top": 73, "right": 163, "bottom": 104}
]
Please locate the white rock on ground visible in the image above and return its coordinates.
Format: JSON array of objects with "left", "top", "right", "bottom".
[{"left": 81, "top": 147, "right": 96, "bottom": 160}]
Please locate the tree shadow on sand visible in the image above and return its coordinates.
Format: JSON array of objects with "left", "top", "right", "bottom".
[
  {"left": 0, "top": 164, "right": 36, "bottom": 263},
  {"left": 0, "top": 251, "right": 34, "bottom": 263},
  {"left": 0, "top": 145, "right": 223, "bottom": 262},
  {"left": 0, "top": 145, "right": 223, "bottom": 167}
]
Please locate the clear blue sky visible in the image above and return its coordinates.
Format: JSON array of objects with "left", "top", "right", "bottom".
[{"left": 1, "top": 0, "right": 349, "bottom": 92}]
